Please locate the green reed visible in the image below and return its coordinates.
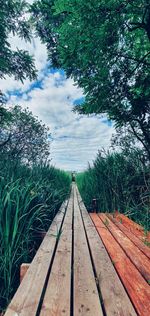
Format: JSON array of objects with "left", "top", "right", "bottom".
[
  {"left": 77, "top": 151, "right": 150, "bottom": 231},
  {"left": 0, "top": 162, "right": 71, "bottom": 311}
]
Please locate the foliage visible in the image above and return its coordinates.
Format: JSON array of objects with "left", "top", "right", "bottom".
[
  {"left": 0, "top": 104, "right": 71, "bottom": 311},
  {"left": 0, "top": 2, "right": 71, "bottom": 311},
  {"left": 0, "top": 0, "right": 37, "bottom": 82},
  {"left": 111, "top": 125, "right": 150, "bottom": 163},
  {"left": 0, "top": 161, "right": 71, "bottom": 311},
  {"left": 32, "top": 0, "right": 150, "bottom": 156},
  {"left": 77, "top": 149, "right": 150, "bottom": 230},
  {"left": 0, "top": 105, "right": 50, "bottom": 165},
  {"left": 76, "top": 168, "right": 98, "bottom": 210}
]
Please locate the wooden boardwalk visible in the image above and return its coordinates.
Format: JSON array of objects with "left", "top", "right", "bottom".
[{"left": 5, "top": 184, "right": 150, "bottom": 316}]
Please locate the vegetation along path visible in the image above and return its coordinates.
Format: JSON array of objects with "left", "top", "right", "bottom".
[{"left": 4, "top": 184, "right": 150, "bottom": 316}]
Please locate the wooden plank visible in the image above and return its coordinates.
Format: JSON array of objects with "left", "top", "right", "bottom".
[
  {"left": 5, "top": 201, "right": 67, "bottom": 316},
  {"left": 20, "top": 264, "right": 30, "bottom": 283},
  {"left": 76, "top": 190, "right": 137, "bottom": 316},
  {"left": 99, "top": 213, "right": 150, "bottom": 282},
  {"left": 40, "top": 186, "right": 74, "bottom": 316},
  {"left": 74, "top": 186, "right": 103, "bottom": 316},
  {"left": 91, "top": 213, "right": 150, "bottom": 316},
  {"left": 107, "top": 214, "right": 150, "bottom": 260},
  {"left": 113, "top": 213, "right": 150, "bottom": 242}
]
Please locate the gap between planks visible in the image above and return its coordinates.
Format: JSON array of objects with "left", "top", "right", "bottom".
[
  {"left": 90, "top": 213, "right": 150, "bottom": 316},
  {"left": 76, "top": 187, "right": 137, "bottom": 316},
  {"left": 73, "top": 185, "right": 103, "bottom": 316},
  {"left": 39, "top": 185, "right": 74, "bottom": 316},
  {"left": 4, "top": 200, "right": 68, "bottom": 316},
  {"left": 99, "top": 213, "right": 150, "bottom": 283},
  {"left": 112, "top": 213, "right": 150, "bottom": 242},
  {"left": 106, "top": 214, "right": 150, "bottom": 260}
]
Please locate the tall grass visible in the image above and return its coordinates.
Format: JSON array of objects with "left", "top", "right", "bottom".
[
  {"left": 77, "top": 150, "right": 150, "bottom": 231},
  {"left": 0, "top": 162, "right": 71, "bottom": 311}
]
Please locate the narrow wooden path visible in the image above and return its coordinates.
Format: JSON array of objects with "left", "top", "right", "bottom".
[{"left": 5, "top": 184, "right": 150, "bottom": 316}]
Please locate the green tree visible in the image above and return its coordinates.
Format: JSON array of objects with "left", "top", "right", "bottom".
[
  {"left": 0, "top": 0, "right": 37, "bottom": 81},
  {"left": 0, "top": 105, "right": 50, "bottom": 165},
  {"left": 32, "top": 0, "right": 150, "bottom": 156}
]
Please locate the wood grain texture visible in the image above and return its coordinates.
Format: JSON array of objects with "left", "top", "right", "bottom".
[
  {"left": 91, "top": 213, "right": 150, "bottom": 316},
  {"left": 20, "top": 264, "right": 30, "bottom": 283},
  {"left": 40, "top": 187, "right": 74, "bottom": 316},
  {"left": 107, "top": 214, "right": 150, "bottom": 260},
  {"left": 74, "top": 187, "right": 103, "bottom": 316},
  {"left": 99, "top": 213, "right": 150, "bottom": 282},
  {"left": 5, "top": 201, "right": 67, "bottom": 316},
  {"left": 77, "top": 190, "right": 137, "bottom": 316},
  {"left": 5, "top": 184, "right": 149, "bottom": 316},
  {"left": 113, "top": 213, "right": 150, "bottom": 242}
]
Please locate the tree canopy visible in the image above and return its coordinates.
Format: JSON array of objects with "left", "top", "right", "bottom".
[
  {"left": 32, "top": 0, "right": 150, "bottom": 156},
  {"left": 0, "top": 105, "right": 50, "bottom": 165},
  {"left": 0, "top": 0, "right": 37, "bottom": 82}
]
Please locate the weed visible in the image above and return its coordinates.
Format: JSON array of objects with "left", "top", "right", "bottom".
[
  {"left": 112, "top": 260, "right": 116, "bottom": 266},
  {"left": 104, "top": 218, "right": 109, "bottom": 227},
  {"left": 144, "top": 240, "right": 150, "bottom": 248}
]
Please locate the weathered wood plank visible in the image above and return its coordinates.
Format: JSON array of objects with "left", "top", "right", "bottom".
[
  {"left": 20, "top": 264, "right": 30, "bottom": 283},
  {"left": 107, "top": 214, "right": 150, "bottom": 260},
  {"left": 91, "top": 213, "right": 150, "bottom": 316},
  {"left": 74, "top": 186, "right": 103, "bottom": 316},
  {"left": 76, "top": 190, "right": 137, "bottom": 316},
  {"left": 113, "top": 213, "right": 150, "bottom": 242},
  {"left": 40, "top": 186, "right": 74, "bottom": 316},
  {"left": 99, "top": 213, "right": 150, "bottom": 282},
  {"left": 5, "top": 201, "right": 67, "bottom": 316}
]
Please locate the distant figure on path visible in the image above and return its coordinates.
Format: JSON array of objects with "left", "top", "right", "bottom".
[{"left": 72, "top": 172, "right": 76, "bottom": 182}]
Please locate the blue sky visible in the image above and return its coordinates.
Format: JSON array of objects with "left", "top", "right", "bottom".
[{"left": 0, "top": 4, "right": 115, "bottom": 171}]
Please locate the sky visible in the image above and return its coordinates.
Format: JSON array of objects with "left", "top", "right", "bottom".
[{"left": 0, "top": 2, "right": 115, "bottom": 171}]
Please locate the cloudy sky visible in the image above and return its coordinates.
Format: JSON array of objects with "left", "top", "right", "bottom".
[{"left": 0, "top": 1, "right": 115, "bottom": 171}]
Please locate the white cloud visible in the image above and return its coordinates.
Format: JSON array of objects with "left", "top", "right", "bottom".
[
  {"left": 26, "top": 0, "right": 34, "bottom": 3},
  {"left": 10, "top": 34, "right": 47, "bottom": 70},
  {"left": 7, "top": 72, "right": 115, "bottom": 171},
  {"left": 0, "top": 3, "right": 115, "bottom": 171}
]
